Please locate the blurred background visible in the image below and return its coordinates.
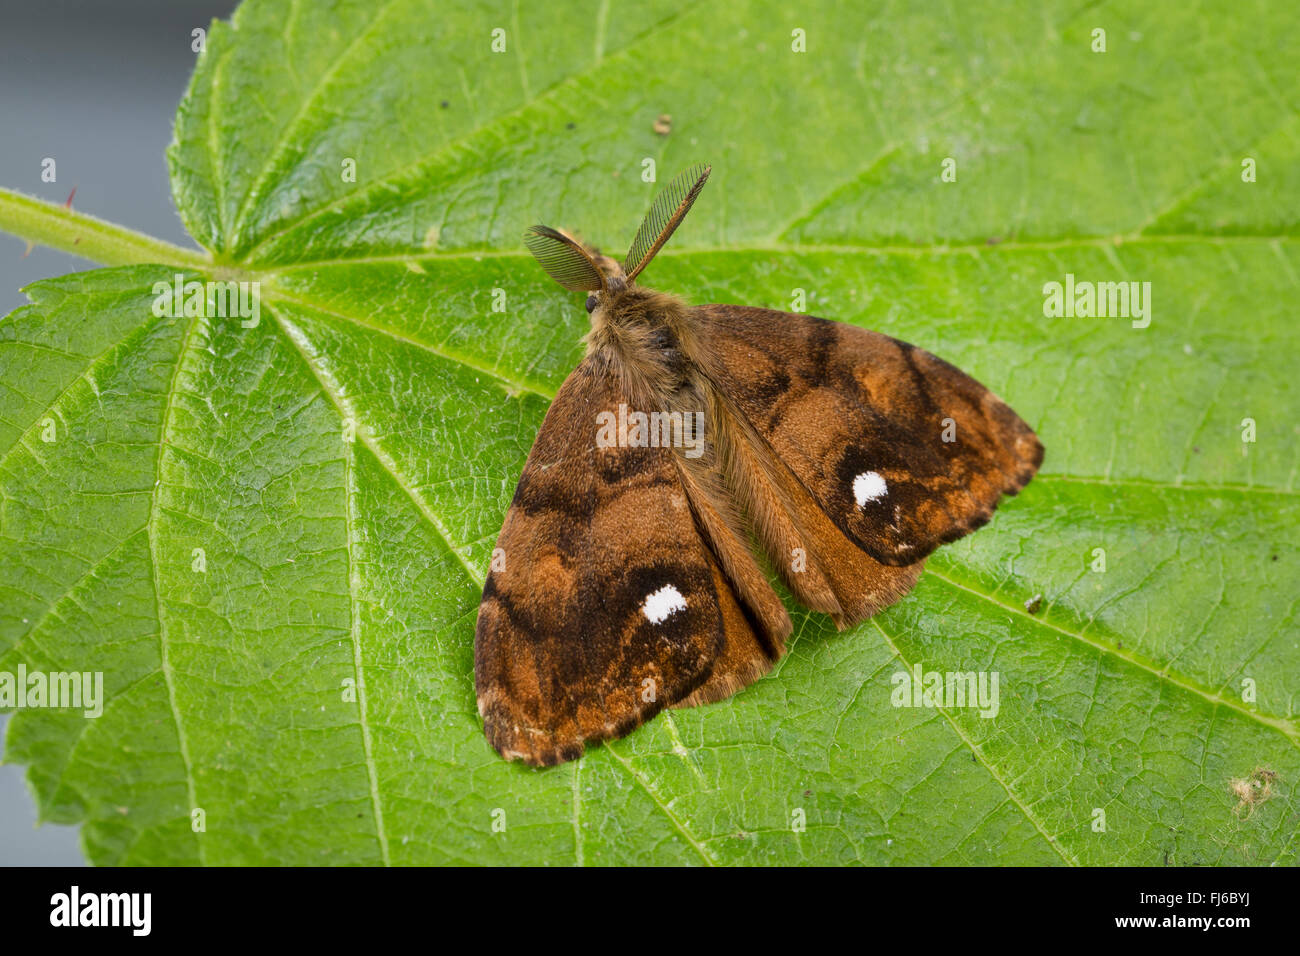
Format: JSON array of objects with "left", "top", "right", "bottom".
[{"left": 0, "top": 0, "right": 237, "bottom": 866}]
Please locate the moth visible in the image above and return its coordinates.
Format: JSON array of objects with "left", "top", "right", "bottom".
[{"left": 475, "top": 165, "right": 1043, "bottom": 766}]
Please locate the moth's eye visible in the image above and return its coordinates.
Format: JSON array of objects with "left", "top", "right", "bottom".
[{"left": 585, "top": 295, "right": 599, "bottom": 313}]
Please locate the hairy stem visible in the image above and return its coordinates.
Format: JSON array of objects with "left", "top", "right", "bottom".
[{"left": 0, "top": 188, "right": 210, "bottom": 270}]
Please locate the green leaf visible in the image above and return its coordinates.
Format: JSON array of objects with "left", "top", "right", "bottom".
[{"left": 2, "top": 0, "right": 1297, "bottom": 865}]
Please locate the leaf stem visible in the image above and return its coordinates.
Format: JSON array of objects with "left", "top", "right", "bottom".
[{"left": 0, "top": 187, "right": 210, "bottom": 270}]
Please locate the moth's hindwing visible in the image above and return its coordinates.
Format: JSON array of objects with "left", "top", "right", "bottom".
[
  {"left": 475, "top": 356, "right": 769, "bottom": 765},
  {"left": 697, "top": 304, "right": 1044, "bottom": 568}
]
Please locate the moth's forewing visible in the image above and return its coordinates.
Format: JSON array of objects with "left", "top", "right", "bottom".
[
  {"left": 672, "top": 545, "right": 780, "bottom": 709},
  {"left": 476, "top": 356, "right": 768, "bottom": 765},
  {"left": 694, "top": 304, "right": 1043, "bottom": 569}
]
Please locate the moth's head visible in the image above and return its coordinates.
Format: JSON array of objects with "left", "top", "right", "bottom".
[{"left": 524, "top": 164, "right": 711, "bottom": 320}]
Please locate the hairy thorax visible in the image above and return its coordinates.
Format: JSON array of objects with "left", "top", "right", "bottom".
[{"left": 584, "top": 286, "right": 704, "bottom": 411}]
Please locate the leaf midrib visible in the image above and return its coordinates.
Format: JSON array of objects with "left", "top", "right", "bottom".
[
  {"left": 248, "top": 231, "right": 1300, "bottom": 274},
  {"left": 342, "top": 433, "right": 392, "bottom": 866},
  {"left": 147, "top": 307, "right": 206, "bottom": 866}
]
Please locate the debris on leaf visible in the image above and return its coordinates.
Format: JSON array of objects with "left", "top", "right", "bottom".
[{"left": 1230, "top": 766, "right": 1278, "bottom": 819}]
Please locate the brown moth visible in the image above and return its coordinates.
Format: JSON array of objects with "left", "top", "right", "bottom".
[{"left": 475, "top": 164, "right": 1043, "bottom": 766}]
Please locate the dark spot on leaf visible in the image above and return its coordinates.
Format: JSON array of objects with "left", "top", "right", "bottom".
[{"left": 1024, "top": 594, "right": 1043, "bottom": 614}]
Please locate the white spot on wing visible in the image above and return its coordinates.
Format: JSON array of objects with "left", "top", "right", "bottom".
[
  {"left": 853, "top": 470, "right": 888, "bottom": 507},
  {"left": 642, "top": 584, "right": 687, "bottom": 624}
]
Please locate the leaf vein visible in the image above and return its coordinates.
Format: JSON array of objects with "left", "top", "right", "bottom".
[
  {"left": 602, "top": 743, "right": 718, "bottom": 866},
  {"left": 922, "top": 567, "right": 1300, "bottom": 748},
  {"left": 343, "top": 436, "right": 392, "bottom": 866},
  {"left": 870, "top": 618, "right": 1079, "bottom": 866},
  {"left": 147, "top": 309, "right": 206, "bottom": 865}
]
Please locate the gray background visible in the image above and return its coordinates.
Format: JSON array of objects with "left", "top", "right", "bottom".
[{"left": 0, "top": 0, "right": 237, "bottom": 866}]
